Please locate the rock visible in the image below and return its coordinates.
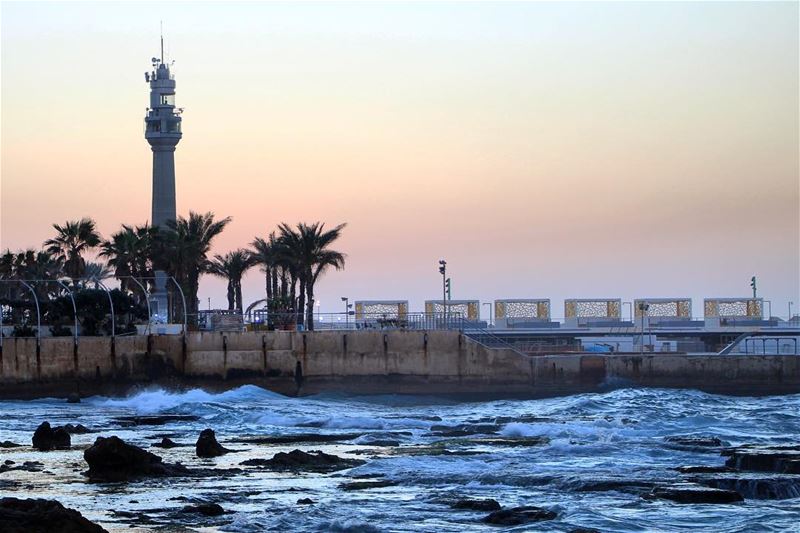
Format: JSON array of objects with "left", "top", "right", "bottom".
[
  {"left": 675, "top": 465, "right": 734, "bottom": 474},
  {"left": 701, "top": 477, "right": 800, "bottom": 500},
  {"left": 0, "top": 441, "right": 22, "bottom": 448},
  {"left": 462, "top": 436, "right": 550, "bottom": 447},
  {"left": 0, "top": 497, "right": 107, "bottom": 533},
  {"left": 339, "top": 480, "right": 398, "bottom": 491},
  {"left": 32, "top": 422, "right": 71, "bottom": 451},
  {"left": 0, "top": 461, "right": 44, "bottom": 474},
  {"left": 180, "top": 503, "right": 224, "bottom": 516},
  {"left": 240, "top": 449, "right": 365, "bottom": 473},
  {"left": 196, "top": 429, "right": 231, "bottom": 458},
  {"left": 296, "top": 498, "right": 315, "bottom": 505},
  {"left": 83, "top": 436, "right": 190, "bottom": 481},
  {"left": 66, "top": 393, "right": 81, "bottom": 404},
  {"left": 450, "top": 498, "right": 501, "bottom": 511},
  {"left": 235, "top": 433, "right": 362, "bottom": 445},
  {"left": 113, "top": 415, "right": 199, "bottom": 427},
  {"left": 62, "top": 424, "right": 92, "bottom": 434},
  {"left": 482, "top": 506, "right": 557, "bottom": 525},
  {"left": 665, "top": 436, "right": 723, "bottom": 449},
  {"left": 645, "top": 485, "right": 743, "bottom": 504},
  {"left": 430, "top": 424, "right": 502, "bottom": 437},
  {"left": 723, "top": 446, "right": 800, "bottom": 474},
  {"left": 153, "top": 437, "right": 180, "bottom": 449}
]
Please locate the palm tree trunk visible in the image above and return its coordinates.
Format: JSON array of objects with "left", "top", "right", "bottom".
[
  {"left": 306, "top": 283, "right": 315, "bottom": 331},
  {"left": 235, "top": 278, "right": 243, "bottom": 311},
  {"left": 297, "top": 278, "right": 305, "bottom": 327},
  {"left": 226, "top": 279, "right": 235, "bottom": 310},
  {"left": 265, "top": 267, "right": 272, "bottom": 302}
]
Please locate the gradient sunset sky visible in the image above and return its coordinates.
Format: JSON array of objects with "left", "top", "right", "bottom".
[{"left": 2, "top": 1, "right": 798, "bottom": 317}]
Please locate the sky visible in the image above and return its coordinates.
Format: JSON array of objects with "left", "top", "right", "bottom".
[{"left": 1, "top": 1, "right": 798, "bottom": 319}]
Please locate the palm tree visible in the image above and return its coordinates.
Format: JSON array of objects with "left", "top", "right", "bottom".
[
  {"left": 250, "top": 234, "right": 278, "bottom": 303},
  {"left": 209, "top": 249, "right": 255, "bottom": 311},
  {"left": 83, "top": 262, "right": 113, "bottom": 289},
  {"left": 277, "top": 222, "right": 346, "bottom": 330},
  {"left": 100, "top": 223, "right": 158, "bottom": 301},
  {"left": 44, "top": 218, "right": 101, "bottom": 284},
  {"left": 153, "top": 211, "right": 231, "bottom": 324}
]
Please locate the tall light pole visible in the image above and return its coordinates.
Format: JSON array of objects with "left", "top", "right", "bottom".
[
  {"left": 438, "top": 259, "right": 447, "bottom": 324},
  {"left": 341, "top": 296, "right": 352, "bottom": 327},
  {"left": 789, "top": 301, "right": 794, "bottom": 320},
  {"left": 638, "top": 302, "right": 649, "bottom": 355}
]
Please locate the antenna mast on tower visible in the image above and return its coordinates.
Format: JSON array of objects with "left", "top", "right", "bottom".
[{"left": 160, "top": 21, "right": 164, "bottom": 63}]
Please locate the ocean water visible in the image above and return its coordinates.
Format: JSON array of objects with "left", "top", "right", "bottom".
[{"left": 1, "top": 386, "right": 799, "bottom": 532}]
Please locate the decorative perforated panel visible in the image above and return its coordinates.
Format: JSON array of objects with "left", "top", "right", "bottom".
[
  {"left": 565, "top": 299, "right": 621, "bottom": 318},
  {"left": 494, "top": 300, "right": 550, "bottom": 319}
]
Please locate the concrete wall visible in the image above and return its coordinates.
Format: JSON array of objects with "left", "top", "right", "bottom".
[{"left": 0, "top": 331, "right": 798, "bottom": 399}]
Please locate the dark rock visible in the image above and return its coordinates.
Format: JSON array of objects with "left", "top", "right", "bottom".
[
  {"left": 113, "top": 415, "right": 199, "bottom": 427},
  {"left": 153, "top": 437, "right": 180, "bottom": 449},
  {"left": 723, "top": 447, "right": 800, "bottom": 474},
  {"left": 0, "top": 461, "right": 44, "bottom": 474},
  {"left": 430, "top": 424, "right": 502, "bottom": 437},
  {"left": 180, "top": 503, "right": 224, "bottom": 516},
  {"left": 701, "top": 476, "right": 800, "bottom": 500},
  {"left": 62, "top": 424, "right": 92, "bottom": 434},
  {"left": 0, "top": 441, "right": 22, "bottom": 448},
  {"left": 240, "top": 449, "right": 365, "bottom": 473},
  {"left": 361, "top": 439, "right": 401, "bottom": 447},
  {"left": 450, "top": 498, "right": 501, "bottom": 511},
  {"left": 675, "top": 465, "right": 735, "bottom": 474},
  {"left": 462, "top": 436, "right": 550, "bottom": 447},
  {"left": 196, "top": 429, "right": 231, "bottom": 458},
  {"left": 235, "top": 433, "right": 362, "bottom": 445},
  {"left": 296, "top": 498, "right": 315, "bottom": 505},
  {"left": 665, "top": 436, "right": 723, "bottom": 449},
  {"left": 339, "top": 480, "right": 398, "bottom": 491},
  {"left": 0, "top": 497, "right": 107, "bottom": 533},
  {"left": 83, "top": 436, "right": 190, "bottom": 481},
  {"left": 66, "top": 393, "right": 81, "bottom": 404},
  {"left": 32, "top": 422, "right": 71, "bottom": 451},
  {"left": 482, "top": 506, "right": 557, "bottom": 525},
  {"left": 645, "top": 485, "right": 743, "bottom": 504},
  {"left": 572, "top": 479, "right": 655, "bottom": 494}
]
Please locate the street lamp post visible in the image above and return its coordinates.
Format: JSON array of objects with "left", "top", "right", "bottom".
[
  {"left": 341, "top": 297, "right": 352, "bottom": 327},
  {"left": 789, "top": 301, "right": 794, "bottom": 321},
  {"left": 438, "top": 260, "right": 447, "bottom": 326},
  {"left": 638, "top": 302, "right": 649, "bottom": 355}
]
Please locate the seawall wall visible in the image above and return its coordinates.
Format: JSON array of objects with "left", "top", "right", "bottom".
[{"left": 0, "top": 331, "right": 798, "bottom": 399}]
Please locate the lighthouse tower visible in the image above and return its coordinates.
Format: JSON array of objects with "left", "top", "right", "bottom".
[{"left": 144, "top": 37, "right": 182, "bottom": 318}]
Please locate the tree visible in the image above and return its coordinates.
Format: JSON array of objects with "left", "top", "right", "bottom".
[
  {"left": 44, "top": 218, "right": 101, "bottom": 284},
  {"left": 276, "top": 222, "right": 346, "bottom": 330},
  {"left": 153, "top": 211, "right": 231, "bottom": 325},
  {"left": 250, "top": 234, "right": 278, "bottom": 303},
  {"left": 209, "top": 249, "right": 255, "bottom": 311},
  {"left": 99, "top": 224, "right": 158, "bottom": 302}
]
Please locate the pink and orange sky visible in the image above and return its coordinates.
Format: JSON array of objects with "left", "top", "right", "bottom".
[{"left": 2, "top": 1, "right": 798, "bottom": 317}]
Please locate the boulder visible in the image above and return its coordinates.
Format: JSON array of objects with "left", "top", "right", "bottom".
[
  {"left": 62, "top": 424, "right": 92, "bottom": 434},
  {"left": 196, "top": 429, "right": 231, "bottom": 458},
  {"left": 702, "top": 477, "right": 800, "bottom": 500},
  {"left": 296, "top": 498, "right": 315, "bottom": 505},
  {"left": 646, "top": 485, "right": 743, "bottom": 504},
  {"left": 723, "top": 447, "right": 800, "bottom": 474},
  {"left": 665, "top": 436, "right": 723, "bottom": 449},
  {"left": 482, "top": 506, "right": 557, "bottom": 525},
  {"left": 339, "top": 480, "right": 397, "bottom": 491},
  {"left": 32, "top": 422, "right": 71, "bottom": 451},
  {"left": 83, "top": 436, "right": 189, "bottom": 481},
  {"left": 450, "top": 499, "right": 502, "bottom": 512},
  {"left": 240, "top": 449, "right": 365, "bottom": 473},
  {"left": 153, "top": 437, "right": 180, "bottom": 449},
  {"left": 180, "top": 504, "right": 224, "bottom": 516},
  {"left": 0, "top": 441, "right": 22, "bottom": 448},
  {"left": 0, "top": 497, "right": 107, "bottom": 533},
  {"left": 113, "top": 415, "right": 199, "bottom": 427}
]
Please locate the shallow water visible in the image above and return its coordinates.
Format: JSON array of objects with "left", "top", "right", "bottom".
[{"left": 1, "top": 387, "right": 799, "bottom": 532}]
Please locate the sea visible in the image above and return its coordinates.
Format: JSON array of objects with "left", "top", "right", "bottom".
[{"left": 1, "top": 386, "right": 799, "bottom": 532}]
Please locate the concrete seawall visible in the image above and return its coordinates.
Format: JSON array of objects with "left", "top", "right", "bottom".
[{"left": 1, "top": 331, "right": 798, "bottom": 399}]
